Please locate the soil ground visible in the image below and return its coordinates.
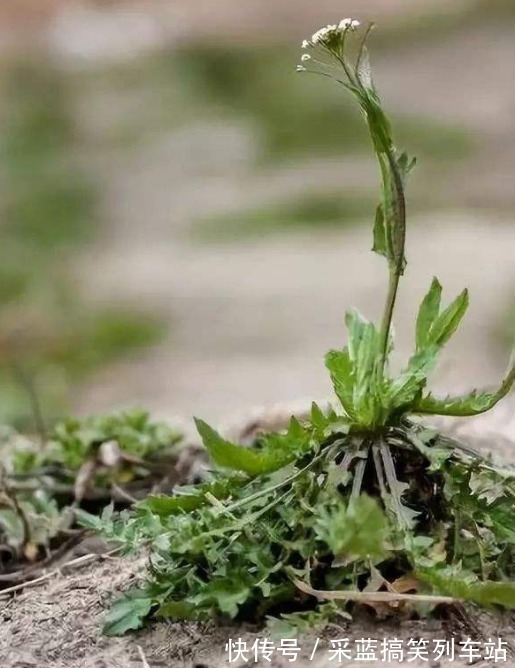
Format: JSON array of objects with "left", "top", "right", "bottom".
[{"left": 3, "top": 552, "right": 514, "bottom": 668}]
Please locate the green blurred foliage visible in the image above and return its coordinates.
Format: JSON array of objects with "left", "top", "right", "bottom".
[
  {"left": 0, "top": 59, "right": 166, "bottom": 427},
  {"left": 193, "top": 192, "right": 377, "bottom": 241}
]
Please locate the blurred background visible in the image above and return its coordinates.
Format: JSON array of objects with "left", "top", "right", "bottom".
[{"left": 0, "top": 0, "right": 514, "bottom": 430}]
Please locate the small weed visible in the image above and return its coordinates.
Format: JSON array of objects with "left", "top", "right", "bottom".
[
  {"left": 83, "top": 20, "right": 515, "bottom": 636},
  {"left": 0, "top": 411, "right": 183, "bottom": 570}
]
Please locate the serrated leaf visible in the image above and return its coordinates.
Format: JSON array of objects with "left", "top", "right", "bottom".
[
  {"left": 416, "top": 277, "right": 442, "bottom": 350},
  {"left": 469, "top": 471, "right": 505, "bottom": 505},
  {"left": 488, "top": 504, "right": 515, "bottom": 544},
  {"left": 75, "top": 503, "right": 114, "bottom": 531},
  {"left": 418, "top": 567, "right": 515, "bottom": 609},
  {"left": 310, "top": 402, "right": 328, "bottom": 432},
  {"left": 414, "top": 358, "right": 515, "bottom": 416},
  {"left": 325, "top": 349, "right": 355, "bottom": 419},
  {"left": 195, "top": 419, "right": 267, "bottom": 475},
  {"left": 345, "top": 311, "right": 381, "bottom": 403},
  {"left": 103, "top": 592, "right": 152, "bottom": 635},
  {"left": 388, "top": 347, "right": 438, "bottom": 410},
  {"left": 397, "top": 151, "right": 417, "bottom": 181}
]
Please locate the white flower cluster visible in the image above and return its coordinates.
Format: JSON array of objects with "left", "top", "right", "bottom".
[
  {"left": 303, "top": 18, "right": 360, "bottom": 48},
  {"left": 297, "top": 18, "right": 361, "bottom": 72}
]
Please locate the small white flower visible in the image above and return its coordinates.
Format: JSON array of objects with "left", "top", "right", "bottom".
[
  {"left": 351, "top": 19, "right": 361, "bottom": 29},
  {"left": 312, "top": 24, "right": 339, "bottom": 44},
  {"left": 296, "top": 65, "right": 306, "bottom": 72},
  {"left": 311, "top": 27, "right": 328, "bottom": 44},
  {"left": 301, "top": 39, "right": 310, "bottom": 49},
  {"left": 301, "top": 53, "right": 311, "bottom": 62},
  {"left": 338, "top": 18, "right": 352, "bottom": 30}
]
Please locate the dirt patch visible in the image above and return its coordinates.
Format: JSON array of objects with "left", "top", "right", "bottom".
[{"left": 1, "top": 552, "right": 514, "bottom": 668}]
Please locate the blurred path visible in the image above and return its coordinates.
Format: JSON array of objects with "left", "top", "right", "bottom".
[{"left": 77, "top": 210, "right": 515, "bottom": 429}]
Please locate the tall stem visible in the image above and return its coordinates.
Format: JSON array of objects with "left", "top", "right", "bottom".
[
  {"left": 378, "top": 150, "right": 406, "bottom": 371},
  {"left": 379, "top": 270, "right": 399, "bottom": 365}
]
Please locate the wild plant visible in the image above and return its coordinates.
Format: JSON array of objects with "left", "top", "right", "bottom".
[{"left": 80, "top": 20, "right": 515, "bottom": 635}]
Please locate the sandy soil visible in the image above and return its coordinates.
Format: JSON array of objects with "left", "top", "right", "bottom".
[{"left": 3, "top": 552, "right": 513, "bottom": 668}]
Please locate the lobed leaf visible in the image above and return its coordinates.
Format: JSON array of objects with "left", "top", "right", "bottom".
[
  {"left": 414, "top": 358, "right": 515, "bottom": 416},
  {"left": 103, "top": 592, "right": 152, "bottom": 635},
  {"left": 314, "top": 494, "right": 389, "bottom": 564}
]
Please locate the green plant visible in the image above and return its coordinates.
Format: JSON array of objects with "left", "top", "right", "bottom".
[
  {"left": 83, "top": 20, "right": 515, "bottom": 635},
  {"left": 0, "top": 411, "right": 183, "bottom": 571}
]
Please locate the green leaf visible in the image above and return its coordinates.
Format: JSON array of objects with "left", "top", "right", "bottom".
[
  {"left": 137, "top": 477, "right": 243, "bottom": 517},
  {"left": 310, "top": 402, "right": 328, "bottom": 432},
  {"left": 418, "top": 567, "right": 515, "bottom": 609},
  {"left": 195, "top": 418, "right": 311, "bottom": 476},
  {"left": 314, "top": 494, "right": 389, "bottom": 564},
  {"left": 189, "top": 580, "right": 251, "bottom": 618},
  {"left": 156, "top": 600, "right": 198, "bottom": 620},
  {"left": 396, "top": 151, "right": 417, "bottom": 181},
  {"left": 103, "top": 592, "right": 152, "bottom": 635},
  {"left": 388, "top": 347, "right": 438, "bottom": 410},
  {"left": 195, "top": 419, "right": 265, "bottom": 475},
  {"left": 488, "top": 504, "right": 515, "bottom": 544},
  {"left": 427, "top": 288, "right": 469, "bottom": 348},
  {"left": 75, "top": 504, "right": 114, "bottom": 532},
  {"left": 416, "top": 277, "right": 442, "bottom": 350},
  {"left": 372, "top": 204, "right": 387, "bottom": 258},
  {"left": 414, "top": 359, "right": 515, "bottom": 416},
  {"left": 325, "top": 349, "right": 355, "bottom": 419}
]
